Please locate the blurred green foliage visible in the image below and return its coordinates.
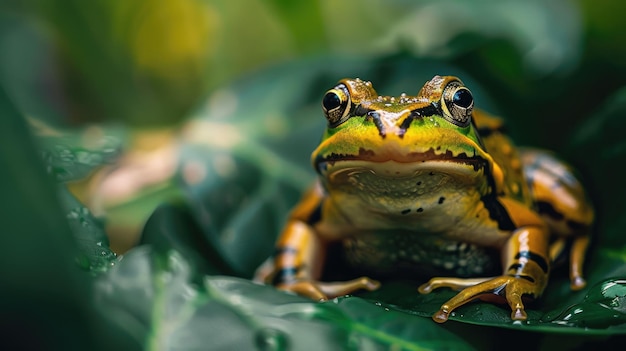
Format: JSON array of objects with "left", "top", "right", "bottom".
[
  {"left": 2, "top": 0, "right": 626, "bottom": 349},
  {"left": 0, "top": 0, "right": 621, "bottom": 128}
]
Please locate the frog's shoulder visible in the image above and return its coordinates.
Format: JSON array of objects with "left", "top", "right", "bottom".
[{"left": 472, "top": 109, "right": 505, "bottom": 137}]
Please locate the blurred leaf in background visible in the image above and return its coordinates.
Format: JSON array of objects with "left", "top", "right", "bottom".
[
  {"left": 0, "top": 0, "right": 592, "bottom": 126},
  {"left": 33, "top": 0, "right": 217, "bottom": 126}
]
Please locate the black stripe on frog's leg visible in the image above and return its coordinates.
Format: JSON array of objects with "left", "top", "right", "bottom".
[
  {"left": 513, "top": 250, "right": 549, "bottom": 273},
  {"left": 535, "top": 201, "right": 564, "bottom": 220},
  {"left": 506, "top": 273, "right": 536, "bottom": 283},
  {"left": 273, "top": 246, "right": 299, "bottom": 256},
  {"left": 271, "top": 246, "right": 304, "bottom": 285},
  {"left": 476, "top": 124, "right": 507, "bottom": 138},
  {"left": 506, "top": 263, "right": 536, "bottom": 283},
  {"left": 567, "top": 220, "right": 588, "bottom": 231},
  {"left": 271, "top": 266, "right": 302, "bottom": 285}
]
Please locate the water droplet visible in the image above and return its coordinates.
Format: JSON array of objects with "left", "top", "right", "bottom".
[
  {"left": 255, "top": 328, "right": 288, "bottom": 351},
  {"left": 545, "top": 278, "right": 626, "bottom": 328}
]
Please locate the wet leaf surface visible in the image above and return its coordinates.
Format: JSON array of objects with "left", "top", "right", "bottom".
[
  {"left": 36, "top": 126, "right": 125, "bottom": 183},
  {"left": 96, "top": 247, "right": 477, "bottom": 351},
  {"left": 0, "top": 88, "right": 138, "bottom": 350},
  {"left": 58, "top": 186, "right": 118, "bottom": 273}
]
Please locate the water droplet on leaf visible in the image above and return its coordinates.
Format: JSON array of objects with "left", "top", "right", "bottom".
[
  {"left": 255, "top": 328, "right": 288, "bottom": 351},
  {"left": 545, "top": 278, "right": 626, "bottom": 328}
]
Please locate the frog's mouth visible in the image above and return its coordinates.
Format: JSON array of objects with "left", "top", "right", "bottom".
[{"left": 314, "top": 147, "right": 488, "bottom": 177}]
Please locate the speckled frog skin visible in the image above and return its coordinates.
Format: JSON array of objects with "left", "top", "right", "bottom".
[{"left": 255, "top": 75, "right": 594, "bottom": 323}]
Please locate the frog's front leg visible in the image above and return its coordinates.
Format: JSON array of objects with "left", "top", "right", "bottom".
[
  {"left": 419, "top": 201, "right": 550, "bottom": 323},
  {"left": 258, "top": 219, "right": 380, "bottom": 300}
]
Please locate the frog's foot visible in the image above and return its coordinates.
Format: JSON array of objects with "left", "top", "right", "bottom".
[
  {"left": 277, "top": 277, "right": 381, "bottom": 301},
  {"left": 418, "top": 276, "right": 538, "bottom": 323}
]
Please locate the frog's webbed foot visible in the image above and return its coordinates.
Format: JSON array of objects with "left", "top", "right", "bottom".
[
  {"left": 418, "top": 275, "right": 539, "bottom": 323},
  {"left": 277, "top": 277, "right": 381, "bottom": 301}
]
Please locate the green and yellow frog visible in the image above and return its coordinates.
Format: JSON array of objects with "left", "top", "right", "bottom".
[{"left": 255, "top": 75, "right": 594, "bottom": 323}]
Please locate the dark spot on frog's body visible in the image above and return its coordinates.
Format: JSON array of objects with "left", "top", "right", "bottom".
[
  {"left": 535, "top": 201, "right": 564, "bottom": 220},
  {"left": 438, "top": 196, "right": 445, "bottom": 204},
  {"left": 567, "top": 220, "right": 587, "bottom": 231},
  {"left": 536, "top": 200, "right": 589, "bottom": 231},
  {"left": 429, "top": 171, "right": 435, "bottom": 176},
  {"left": 417, "top": 208, "right": 424, "bottom": 213},
  {"left": 416, "top": 181, "right": 422, "bottom": 186},
  {"left": 401, "top": 209, "right": 411, "bottom": 215}
]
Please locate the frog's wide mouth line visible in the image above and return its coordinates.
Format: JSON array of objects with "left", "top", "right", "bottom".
[
  {"left": 314, "top": 147, "right": 487, "bottom": 176},
  {"left": 318, "top": 159, "right": 487, "bottom": 181}
]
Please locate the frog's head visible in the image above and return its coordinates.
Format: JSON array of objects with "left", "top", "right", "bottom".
[{"left": 312, "top": 75, "right": 504, "bottom": 209}]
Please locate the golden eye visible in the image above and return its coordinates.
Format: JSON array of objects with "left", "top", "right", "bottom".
[
  {"left": 322, "top": 84, "right": 351, "bottom": 127},
  {"left": 441, "top": 81, "right": 473, "bottom": 127}
]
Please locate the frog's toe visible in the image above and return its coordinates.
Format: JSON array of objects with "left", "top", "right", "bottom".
[
  {"left": 277, "top": 281, "right": 329, "bottom": 301},
  {"left": 570, "top": 276, "right": 586, "bottom": 291},
  {"left": 278, "top": 277, "right": 381, "bottom": 300},
  {"left": 428, "top": 285, "right": 495, "bottom": 323},
  {"left": 317, "top": 276, "right": 381, "bottom": 298},
  {"left": 418, "top": 277, "right": 492, "bottom": 294},
  {"left": 505, "top": 286, "right": 528, "bottom": 321},
  {"left": 432, "top": 307, "right": 452, "bottom": 323}
]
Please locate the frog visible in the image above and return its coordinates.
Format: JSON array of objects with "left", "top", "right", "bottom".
[{"left": 254, "top": 75, "right": 594, "bottom": 323}]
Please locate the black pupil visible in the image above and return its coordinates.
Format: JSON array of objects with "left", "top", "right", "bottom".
[
  {"left": 453, "top": 89, "right": 473, "bottom": 108},
  {"left": 323, "top": 92, "right": 341, "bottom": 110}
]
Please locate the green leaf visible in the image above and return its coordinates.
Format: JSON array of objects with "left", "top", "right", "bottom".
[
  {"left": 58, "top": 186, "right": 118, "bottom": 273},
  {"left": 374, "top": 0, "right": 582, "bottom": 76},
  {"left": 0, "top": 87, "right": 137, "bottom": 350},
  {"left": 96, "top": 247, "right": 477, "bottom": 350},
  {"left": 36, "top": 124, "right": 125, "bottom": 182},
  {"left": 566, "top": 86, "right": 626, "bottom": 247}
]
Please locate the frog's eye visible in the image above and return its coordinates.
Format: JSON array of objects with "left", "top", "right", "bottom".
[
  {"left": 441, "top": 81, "right": 474, "bottom": 127},
  {"left": 322, "top": 84, "right": 351, "bottom": 127}
]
